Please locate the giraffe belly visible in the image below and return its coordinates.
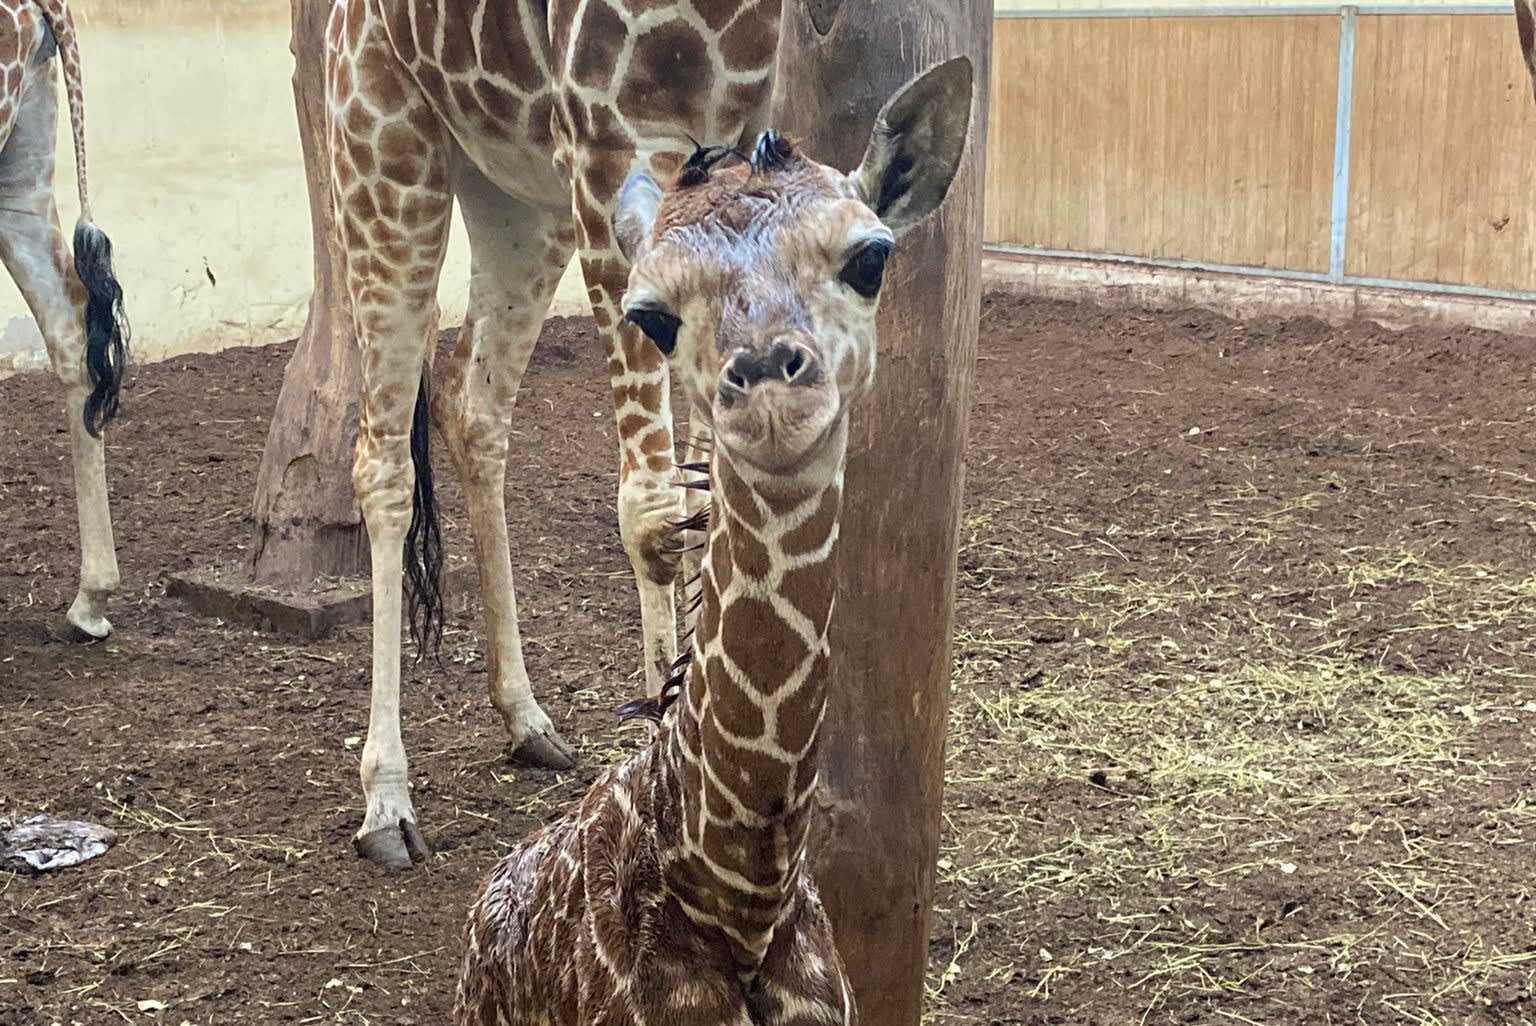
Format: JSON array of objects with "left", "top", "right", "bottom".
[{"left": 446, "top": 122, "right": 568, "bottom": 210}]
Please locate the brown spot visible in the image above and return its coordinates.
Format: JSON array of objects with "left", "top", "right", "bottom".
[
  {"left": 357, "top": 47, "right": 408, "bottom": 114},
  {"left": 423, "top": 158, "right": 449, "bottom": 192},
  {"left": 343, "top": 101, "right": 375, "bottom": 139},
  {"left": 703, "top": 772, "right": 736, "bottom": 821},
  {"left": 481, "top": 1, "right": 543, "bottom": 92},
  {"left": 701, "top": 736, "right": 794, "bottom": 833},
  {"left": 622, "top": 0, "right": 680, "bottom": 14},
  {"left": 378, "top": 123, "right": 427, "bottom": 185},
  {"left": 622, "top": 330, "right": 658, "bottom": 368},
  {"left": 585, "top": 253, "right": 629, "bottom": 290},
  {"left": 583, "top": 149, "right": 632, "bottom": 206},
  {"left": 701, "top": 564, "right": 730, "bottom": 617},
  {"left": 438, "top": 4, "right": 475, "bottom": 74},
  {"left": 650, "top": 150, "right": 684, "bottom": 179},
  {"left": 571, "top": 1, "right": 627, "bottom": 91},
  {"left": 718, "top": 5, "right": 777, "bottom": 71},
  {"left": 703, "top": 658, "right": 766, "bottom": 737},
  {"left": 616, "top": 21, "right": 710, "bottom": 130},
  {"left": 761, "top": 480, "right": 820, "bottom": 518},
  {"left": 528, "top": 93, "right": 556, "bottom": 147},
  {"left": 694, "top": 0, "right": 744, "bottom": 30},
  {"left": 346, "top": 1, "right": 365, "bottom": 50},
  {"left": 718, "top": 458, "right": 765, "bottom": 530},
  {"left": 331, "top": 55, "right": 355, "bottom": 100},
  {"left": 727, "top": 528, "right": 771, "bottom": 580},
  {"left": 638, "top": 426, "right": 670, "bottom": 454},
  {"left": 348, "top": 188, "right": 378, "bottom": 225},
  {"left": 635, "top": 381, "right": 665, "bottom": 411},
  {"left": 781, "top": 487, "right": 840, "bottom": 555},
  {"left": 775, "top": 652, "right": 828, "bottom": 753},
  {"left": 449, "top": 78, "right": 478, "bottom": 116},
  {"left": 374, "top": 182, "right": 403, "bottom": 221},
  {"left": 720, "top": 82, "right": 767, "bottom": 140},
  {"left": 779, "top": 561, "right": 835, "bottom": 632},
  {"left": 340, "top": 213, "right": 367, "bottom": 251},
  {"left": 349, "top": 143, "right": 377, "bottom": 179},
  {"left": 720, "top": 596, "right": 809, "bottom": 694},
  {"left": 575, "top": 199, "right": 611, "bottom": 250},
  {"left": 401, "top": 190, "right": 446, "bottom": 228},
  {"left": 414, "top": 61, "right": 447, "bottom": 103}
]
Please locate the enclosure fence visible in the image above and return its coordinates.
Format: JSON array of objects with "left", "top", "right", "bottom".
[{"left": 986, "top": 3, "right": 1536, "bottom": 301}]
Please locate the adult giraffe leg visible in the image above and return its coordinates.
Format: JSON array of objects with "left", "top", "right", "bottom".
[
  {"left": 433, "top": 162, "right": 576, "bottom": 769},
  {"left": 329, "top": 3, "right": 453, "bottom": 868},
  {"left": 0, "top": 62, "right": 118, "bottom": 641},
  {"left": 573, "top": 175, "right": 681, "bottom": 698}
]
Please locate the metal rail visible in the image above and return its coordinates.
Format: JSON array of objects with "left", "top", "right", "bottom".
[
  {"left": 994, "top": 3, "right": 1508, "bottom": 18},
  {"left": 986, "top": 244, "right": 1536, "bottom": 302}
]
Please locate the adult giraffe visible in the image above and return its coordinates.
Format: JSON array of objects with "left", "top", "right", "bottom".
[
  {"left": 0, "top": 0, "right": 128, "bottom": 642},
  {"left": 455, "top": 59, "right": 974, "bottom": 1024},
  {"left": 325, "top": 0, "right": 780, "bottom": 867}
]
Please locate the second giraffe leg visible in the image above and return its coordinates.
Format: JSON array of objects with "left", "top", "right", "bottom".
[
  {"left": 0, "top": 63, "right": 118, "bottom": 640},
  {"left": 579, "top": 246, "right": 681, "bottom": 697},
  {"left": 329, "top": 1, "right": 452, "bottom": 868},
  {"left": 434, "top": 167, "right": 576, "bottom": 769}
]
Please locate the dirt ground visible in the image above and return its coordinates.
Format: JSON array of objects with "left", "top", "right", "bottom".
[{"left": 2, "top": 291, "right": 1534, "bottom": 1025}]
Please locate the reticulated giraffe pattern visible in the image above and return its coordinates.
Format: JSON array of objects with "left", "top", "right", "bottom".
[
  {"left": 454, "top": 59, "right": 974, "bottom": 1025},
  {"left": 324, "top": 0, "right": 783, "bottom": 867},
  {"left": 0, "top": 0, "right": 129, "bottom": 642}
]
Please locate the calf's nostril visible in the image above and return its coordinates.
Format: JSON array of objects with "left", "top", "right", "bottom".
[{"left": 782, "top": 348, "right": 805, "bottom": 382}]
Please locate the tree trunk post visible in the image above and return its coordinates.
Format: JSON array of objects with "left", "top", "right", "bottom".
[
  {"left": 770, "top": 5, "right": 991, "bottom": 1026},
  {"left": 248, "top": 0, "right": 365, "bottom": 584}
]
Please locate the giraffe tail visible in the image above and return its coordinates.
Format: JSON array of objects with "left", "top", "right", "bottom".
[
  {"left": 35, "top": 0, "right": 129, "bottom": 436},
  {"left": 74, "top": 221, "right": 128, "bottom": 436},
  {"left": 405, "top": 372, "right": 445, "bottom": 658}
]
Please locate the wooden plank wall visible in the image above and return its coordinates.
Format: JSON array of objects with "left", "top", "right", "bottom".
[
  {"left": 1347, "top": 15, "right": 1536, "bottom": 292},
  {"left": 985, "top": 16, "right": 1338, "bottom": 273}
]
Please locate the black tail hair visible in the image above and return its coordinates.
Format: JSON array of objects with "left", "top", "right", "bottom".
[
  {"left": 74, "top": 221, "right": 128, "bottom": 437},
  {"left": 404, "top": 373, "right": 444, "bottom": 657}
]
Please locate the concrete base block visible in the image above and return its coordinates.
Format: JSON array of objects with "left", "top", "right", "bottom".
[{"left": 168, "top": 559, "right": 475, "bottom": 640}]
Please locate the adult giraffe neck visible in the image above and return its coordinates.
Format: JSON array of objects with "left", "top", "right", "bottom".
[{"left": 653, "top": 428, "right": 848, "bottom": 970}]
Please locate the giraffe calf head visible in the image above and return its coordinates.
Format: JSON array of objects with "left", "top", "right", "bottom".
[{"left": 615, "top": 58, "right": 973, "bottom": 478}]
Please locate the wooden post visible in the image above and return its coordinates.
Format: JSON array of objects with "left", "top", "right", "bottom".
[
  {"left": 248, "top": 0, "right": 366, "bottom": 584},
  {"left": 770, "top": 4, "right": 990, "bottom": 1026}
]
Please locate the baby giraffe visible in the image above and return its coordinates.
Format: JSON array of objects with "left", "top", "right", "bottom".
[{"left": 454, "top": 58, "right": 972, "bottom": 1026}]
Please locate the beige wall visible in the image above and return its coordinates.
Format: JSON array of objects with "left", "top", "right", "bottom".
[
  {"left": 1347, "top": 14, "right": 1536, "bottom": 292},
  {"left": 0, "top": 0, "right": 587, "bottom": 376},
  {"left": 995, "top": 0, "right": 1493, "bottom": 10},
  {"left": 987, "top": 14, "right": 1337, "bottom": 273},
  {"left": 985, "top": 9, "right": 1536, "bottom": 296}
]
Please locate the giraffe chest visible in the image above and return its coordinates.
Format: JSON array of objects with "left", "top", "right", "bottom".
[{"left": 378, "top": 0, "right": 569, "bottom": 206}]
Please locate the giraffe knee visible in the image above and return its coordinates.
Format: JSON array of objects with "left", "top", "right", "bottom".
[{"left": 619, "top": 483, "right": 685, "bottom": 586}]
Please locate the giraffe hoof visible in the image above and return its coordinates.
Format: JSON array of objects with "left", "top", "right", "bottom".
[
  {"left": 354, "top": 819, "right": 431, "bottom": 869},
  {"left": 509, "top": 728, "right": 578, "bottom": 771},
  {"left": 44, "top": 616, "right": 108, "bottom": 645}
]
